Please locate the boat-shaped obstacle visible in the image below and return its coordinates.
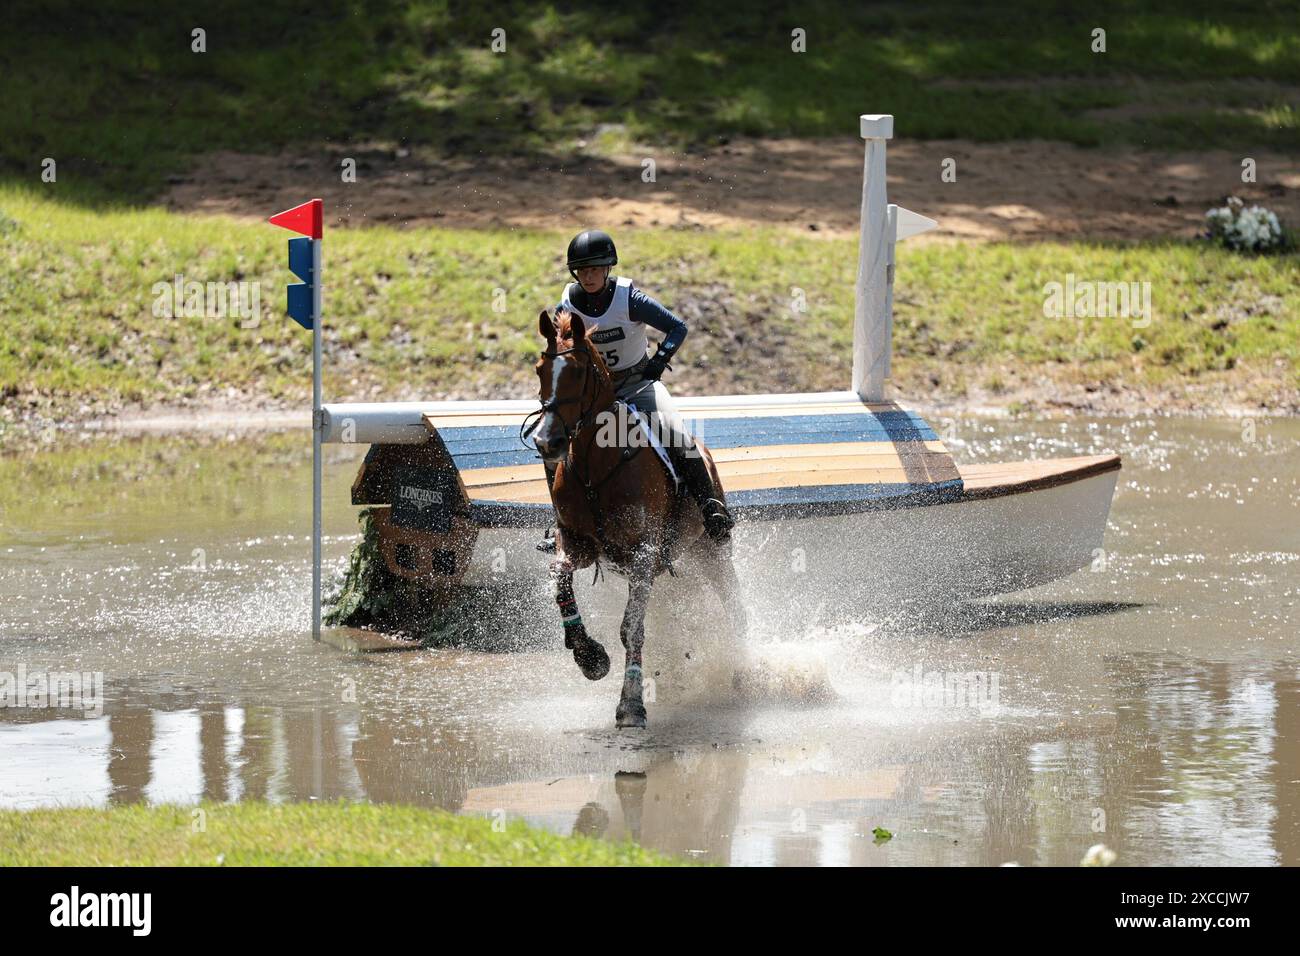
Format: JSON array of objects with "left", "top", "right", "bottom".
[
  {"left": 301, "top": 113, "right": 1119, "bottom": 633},
  {"left": 323, "top": 392, "right": 1118, "bottom": 617}
]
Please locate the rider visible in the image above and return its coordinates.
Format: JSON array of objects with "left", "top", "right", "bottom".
[{"left": 538, "top": 229, "right": 735, "bottom": 551}]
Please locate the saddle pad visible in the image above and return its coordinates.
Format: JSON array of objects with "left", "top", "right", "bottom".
[{"left": 625, "top": 400, "right": 679, "bottom": 491}]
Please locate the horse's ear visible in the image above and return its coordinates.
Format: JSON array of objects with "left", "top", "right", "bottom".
[
  {"left": 569, "top": 311, "right": 586, "bottom": 343},
  {"left": 538, "top": 309, "right": 555, "bottom": 344}
]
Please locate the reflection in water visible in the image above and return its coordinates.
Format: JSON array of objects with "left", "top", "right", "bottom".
[
  {"left": 1, "top": 419, "right": 1296, "bottom": 865},
  {"left": 2, "top": 657, "right": 1295, "bottom": 865}
]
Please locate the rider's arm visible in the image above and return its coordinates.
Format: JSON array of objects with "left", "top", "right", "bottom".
[{"left": 630, "top": 287, "right": 687, "bottom": 379}]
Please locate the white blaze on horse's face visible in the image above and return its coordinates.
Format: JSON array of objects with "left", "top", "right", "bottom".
[
  {"left": 550, "top": 353, "right": 566, "bottom": 403},
  {"left": 534, "top": 353, "right": 570, "bottom": 462}
]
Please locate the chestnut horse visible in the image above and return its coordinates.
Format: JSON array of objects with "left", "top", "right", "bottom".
[{"left": 531, "top": 309, "right": 746, "bottom": 728}]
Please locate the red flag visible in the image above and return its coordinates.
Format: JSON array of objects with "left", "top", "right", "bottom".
[{"left": 269, "top": 198, "right": 323, "bottom": 239}]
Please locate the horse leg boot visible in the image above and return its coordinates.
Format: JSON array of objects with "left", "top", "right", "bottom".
[
  {"left": 671, "top": 444, "right": 734, "bottom": 542},
  {"left": 552, "top": 564, "right": 609, "bottom": 681},
  {"left": 615, "top": 568, "right": 654, "bottom": 728}
]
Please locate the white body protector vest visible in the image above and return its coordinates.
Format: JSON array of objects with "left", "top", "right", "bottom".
[{"left": 561, "top": 276, "right": 648, "bottom": 373}]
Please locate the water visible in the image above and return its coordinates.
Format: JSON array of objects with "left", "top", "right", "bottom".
[{"left": 1, "top": 417, "right": 1296, "bottom": 866}]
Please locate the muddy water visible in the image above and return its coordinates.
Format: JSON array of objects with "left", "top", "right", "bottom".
[{"left": 1, "top": 418, "right": 1296, "bottom": 866}]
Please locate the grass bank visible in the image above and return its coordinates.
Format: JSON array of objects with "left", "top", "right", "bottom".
[
  {"left": 5, "top": 0, "right": 1299, "bottom": 204},
  {"left": 2, "top": 190, "right": 1295, "bottom": 440},
  {"left": 0, "top": 801, "right": 682, "bottom": 866}
]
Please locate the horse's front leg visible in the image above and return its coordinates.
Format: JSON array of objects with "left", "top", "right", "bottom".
[
  {"left": 615, "top": 558, "right": 655, "bottom": 729},
  {"left": 551, "top": 559, "right": 609, "bottom": 681}
]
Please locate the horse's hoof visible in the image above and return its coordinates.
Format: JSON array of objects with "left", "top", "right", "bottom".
[
  {"left": 615, "top": 702, "right": 648, "bottom": 729},
  {"left": 571, "top": 636, "right": 610, "bottom": 681}
]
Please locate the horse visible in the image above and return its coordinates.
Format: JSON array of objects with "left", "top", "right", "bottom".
[{"left": 530, "top": 308, "right": 747, "bottom": 728}]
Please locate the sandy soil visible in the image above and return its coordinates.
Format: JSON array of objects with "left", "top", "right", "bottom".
[{"left": 166, "top": 138, "right": 1300, "bottom": 243}]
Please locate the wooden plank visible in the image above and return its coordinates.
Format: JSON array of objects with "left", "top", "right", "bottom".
[
  {"left": 424, "top": 398, "right": 905, "bottom": 427},
  {"left": 709, "top": 440, "right": 950, "bottom": 461},
  {"left": 458, "top": 453, "right": 933, "bottom": 489},
  {"left": 464, "top": 465, "right": 924, "bottom": 504},
  {"left": 894, "top": 436, "right": 962, "bottom": 485},
  {"left": 424, "top": 402, "right": 949, "bottom": 477},
  {"left": 705, "top": 469, "right": 917, "bottom": 491},
  {"left": 958, "top": 455, "right": 1121, "bottom": 498},
  {"left": 675, "top": 403, "right": 903, "bottom": 420},
  {"left": 466, "top": 480, "right": 552, "bottom": 503},
  {"left": 468, "top": 455, "right": 1122, "bottom": 509},
  {"left": 460, "top": 464, "right": 548, "bottom": 487},
  {"left": 454, "top": 440, "right": 953, "bottom": 489},
  {"left": 432, "top": 413, "right": 940, "bottom": 444},
  {"left": 423, "top": 398, "right": 929, "bottom": 433},
  {"left": 707, "top": 456, "right": 917, "bottom": 480},
  {"left": 423, "top": 402, "right": 884, "bottom": 431}
]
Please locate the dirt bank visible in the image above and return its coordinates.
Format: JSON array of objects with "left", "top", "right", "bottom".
[{"left": 166, "top": 138, "right": 1300, "bottom": 243}]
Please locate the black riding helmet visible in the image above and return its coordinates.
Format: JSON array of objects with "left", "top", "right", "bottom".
[{"left": 566, "top": 229, "right": 618, "bottom": 281}]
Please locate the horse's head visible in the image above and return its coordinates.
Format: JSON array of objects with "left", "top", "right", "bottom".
[{"left": 533, "top": 308, "right": 610, "bottom": 462}]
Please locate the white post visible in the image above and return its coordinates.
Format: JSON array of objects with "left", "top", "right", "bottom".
[
  {"left": 311, "top": 239, "right": 322, "bottom": 642},
  {"left": 852, "top": 114, "right": 894, "bottom": 402},
  {"left": 884, "top": 203, "right": 898, "bottom": 385}
]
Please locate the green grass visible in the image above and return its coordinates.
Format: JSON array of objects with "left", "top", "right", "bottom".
[
  {"left": 1, "top": 189, "right": 1296, "bottom": 433},
  {"left": 4, "top": 0, "right": 1299, "bottom": 205},
  {"left": 0, "top": 801, "right": 684, "bottom": 865}
]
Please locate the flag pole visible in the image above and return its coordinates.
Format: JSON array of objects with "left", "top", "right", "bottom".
[
  {"left": 311, "top": 235, "right": 322, "bottom": 642},
  {"left": 268, "top": 197, "right": 325, "bottom": 643}
]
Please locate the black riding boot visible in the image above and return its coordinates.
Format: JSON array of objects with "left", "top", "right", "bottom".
[{"left": 671, "top": 445, "right": 735, "bottom": 542}]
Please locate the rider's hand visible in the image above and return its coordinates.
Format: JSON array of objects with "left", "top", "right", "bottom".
[{"left": 643, "top": 348, "right": 673, "bottom": 381}]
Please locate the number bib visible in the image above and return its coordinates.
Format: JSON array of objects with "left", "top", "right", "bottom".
[{"left": 560, "top": 276, "right": 648, "bottom": 372}]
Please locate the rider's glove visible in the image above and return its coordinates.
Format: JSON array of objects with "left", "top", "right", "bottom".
[{"left": 642, "top": 347, "right": 673, "bottom": 382}]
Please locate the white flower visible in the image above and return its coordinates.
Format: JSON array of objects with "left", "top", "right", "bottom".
[{"left": 1205, "top": 198, "right": 1287, "bottom": 251}]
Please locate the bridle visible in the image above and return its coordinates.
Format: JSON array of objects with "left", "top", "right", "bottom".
[{"left": 520, "top": 344, "right": 601, "bottom": 454}]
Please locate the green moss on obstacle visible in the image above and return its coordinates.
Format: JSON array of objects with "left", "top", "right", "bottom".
[
  {"left": 326, "top": 509, "right": 552, "bottom": 649},
  {"left": 326, "top": 507, "right": 406, "bottom": 628}
]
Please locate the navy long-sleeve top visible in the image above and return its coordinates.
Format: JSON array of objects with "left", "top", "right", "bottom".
[{"left": 555, "top": 279, "right": 688, "bottom": 357}]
